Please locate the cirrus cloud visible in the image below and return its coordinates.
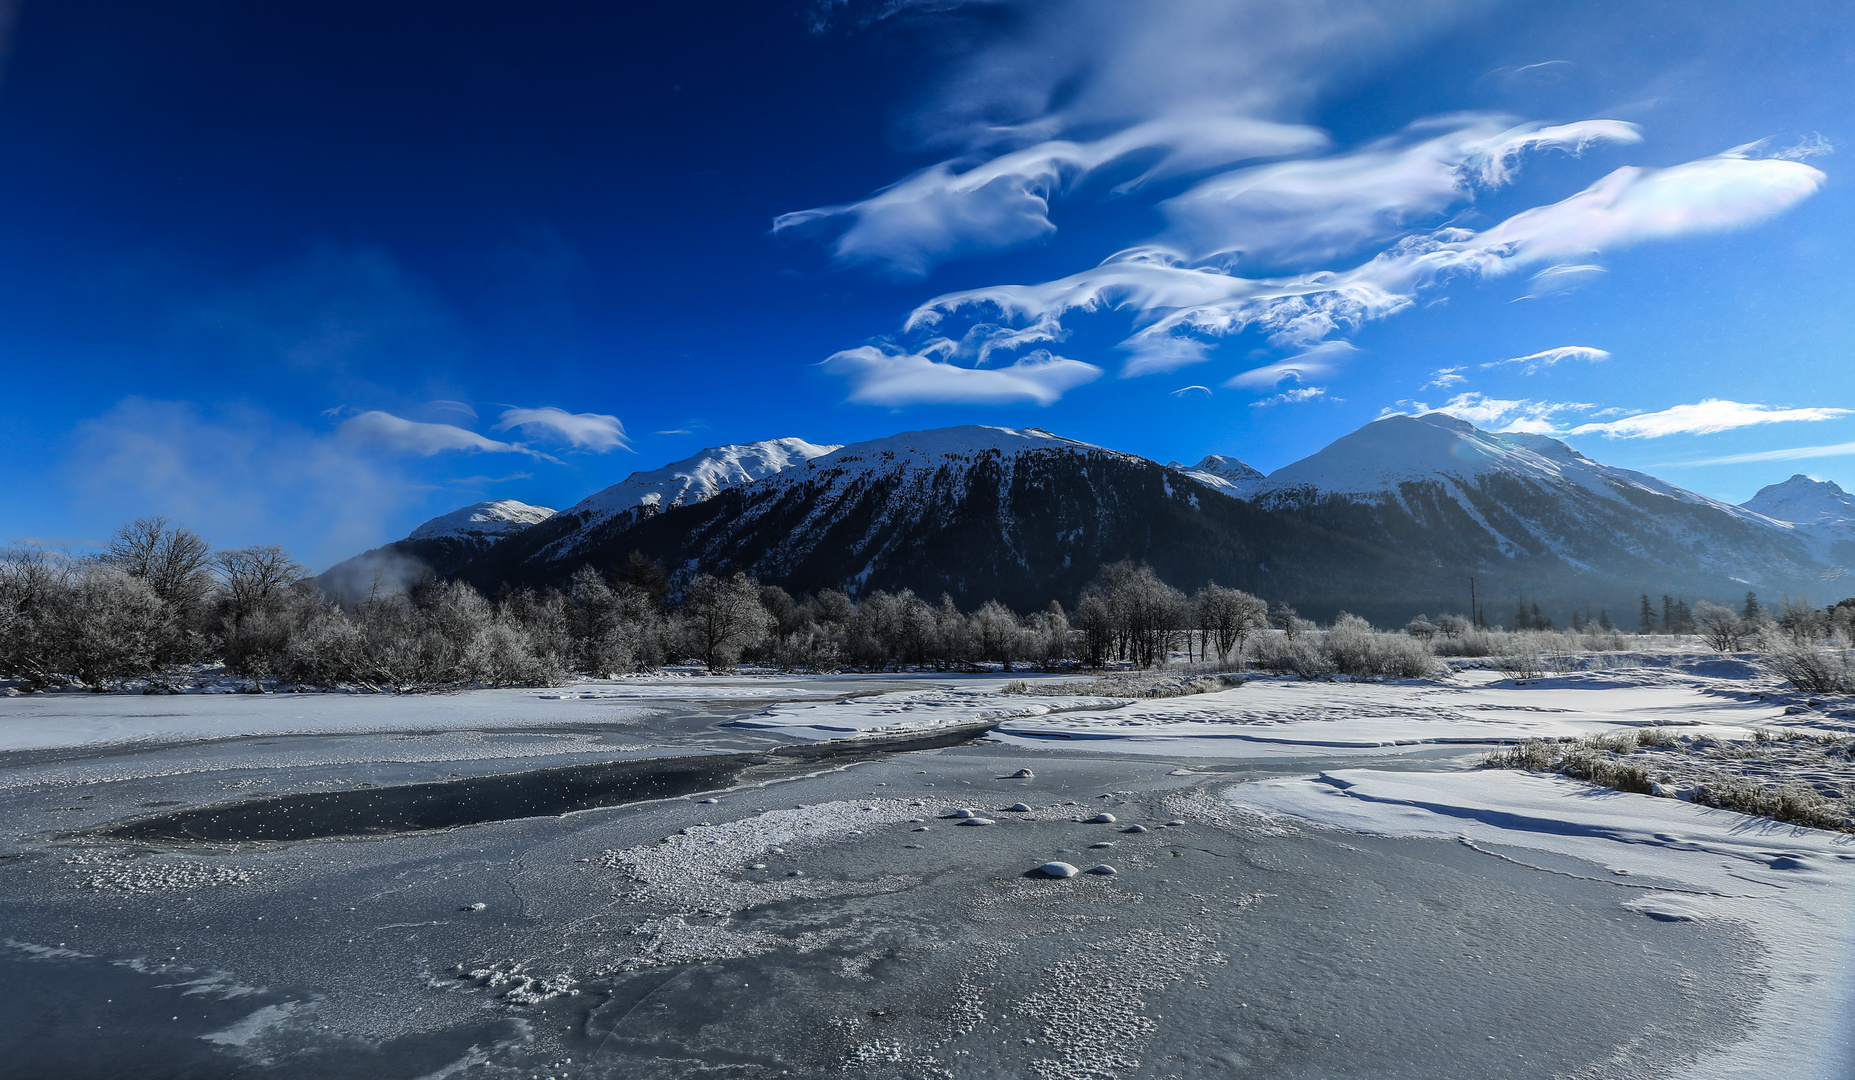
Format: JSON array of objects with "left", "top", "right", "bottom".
[
  {"left": 822, "top": 345, "right": 1102, "bottom": 406},
  {"left": 1482, "top": 345, "right": 1610, "bottom": 375},
  {"left": 338, "top": 410, "right": 534, "bottom": 456},
  {"left": 1568, "top": 399, "right": 1851, "bottom": 439},
  {"left": 493, "top": 407, "right": 631, "bottom": 451}
]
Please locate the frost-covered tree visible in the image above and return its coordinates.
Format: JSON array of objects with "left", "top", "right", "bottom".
[
  {"left": 683, "top": 571, "right": 771, "bottom": 672},
  {"left": 1694, "top": 601, "right": 1750, "bottom": 653},
  {"left": 1196, "top": 584, "right": 1269, "bottom": 664}
]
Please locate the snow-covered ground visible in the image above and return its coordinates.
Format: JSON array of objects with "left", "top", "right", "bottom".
[
  {"left": 4, "top": 656, "right": 1851, "bottom": 1077},
  {"left": 0, "top": 674, "right": 867, "bottom": 753},
  {"left": 1226, "top": 769, "right": 1855, "bottom": 1080}
]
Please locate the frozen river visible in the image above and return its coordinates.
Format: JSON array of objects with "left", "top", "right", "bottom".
[{"left": 0, "top": 667, "right": 1850, "bottom": 1078}]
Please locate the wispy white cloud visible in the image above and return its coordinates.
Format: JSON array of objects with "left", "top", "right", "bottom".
[
  {"left": 1568, "top": 400, "right": 1850, "bottom": 439},
  {"left": 1515, "top": 262, "right": 1608, "bottom": 300},
  {"left": 1250, "top": 387, "right": 1330, "bottom": 407},
  {"left": 1419, "top": 392, "right": 1590, "bottom": 432},
  {"left": 1170, "top": 384, "right": 1212, "bottom": 397},
  {"left": 774, "top": 116, "right": 1325, "bottom": 276},
  {"left": 902, "top": 0, "right": 1471, "bottom": 153},
  {"left": 903, "top": 147, "right": 1824, "bottom": 381},
  {"left": 822, "top": 345, "right": 1102, "bottom": 406},
  {"left": 1659, "top": 440, "right": 1855, "bottom": 467},
  {"left": 1424, "top": 366, "right": 1467, "bottom": 389},
  {"left": 338, "top": 411, "right": 534, "bottom": 457},
  {"left": 493, "top": 406, "right": 631, "bottom": 451},
  {"left": 1224, "top": 341, "right": 1355, "bottom": 389},
  {"left": 1483, "top": 345, "right": 1609, "bottom": 375},
  {"left": 1158, "top": 118, "right": 1638, "bottom": 272}
]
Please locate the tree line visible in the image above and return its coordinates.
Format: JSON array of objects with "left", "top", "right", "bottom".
[
  {"left": 7, "top": 518, "right": 1851, "bottom": 693},
  {"left": 0, "top": 520, "right": 1294, "bottom": 691}
]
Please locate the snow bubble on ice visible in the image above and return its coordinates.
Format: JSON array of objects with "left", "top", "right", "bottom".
[
  {"left": 464, "top": 903, "right": 486, "bottom": 912},
  {"left": 956, "top": 817, "right": 996, "bottom": 827},
  {"left": 748, "top": 863, "right": 766, "bottom": 870},
  {"left": 1010, "top": 769, "right": 1034, "bottom": 778},
  {"left": 953, "top": 808, "right": 985, "bottom": 818},
  {"left": 912, "top": 827, "right": 930, "bottom": 832},
  {"left": 1089, "top": 842, "right": 1114, "bottom": 849},
  {"left": 1037, "top": 862, "right": 1079, "bottom": 878},
  {"left": 1123, "top": 824, "right": 1148, "bottom": 834},
  {"left": 769, "top": 847, "right": 785, "bottom": 854},
  {"left": 1003, "top": 803, "right": 1032, "bottom": 812},
  {"left": 1086, "top": 864, "right": 1117, "bottom": 875},
  {"left": 697, "top": 798, "right": 719, "bottom": 804},
  {"left": 1088, "top": 813, "right": 1117, "bottom": 824},
  {"left": 1165, "top": 820, "right": 1187, "bottom": 827}
]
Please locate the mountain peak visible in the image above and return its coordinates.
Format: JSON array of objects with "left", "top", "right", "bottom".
[
  {"left": 1166, "top": 453, "right": 1264, "bottom": 499},
  {"left": 407, "top": 499, "right": 556, "bottom": 542},
  {"left": 1742, "top": 474, "right": 1855, "bottom": 524},
  {"left": 570, "top": 437, "right": 841, "bottom": 520}
]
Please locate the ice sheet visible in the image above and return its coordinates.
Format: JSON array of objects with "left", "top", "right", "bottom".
[{"left": 1223, "top": 767, "right": 1855, "bottom": 1080}]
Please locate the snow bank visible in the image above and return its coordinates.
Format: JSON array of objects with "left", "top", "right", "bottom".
[{"left": 991, "top": 669, "right": 1804, "bottom": 756}]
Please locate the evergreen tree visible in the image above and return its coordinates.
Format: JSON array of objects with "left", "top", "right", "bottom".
[{"left": 1639, "top": 594, "right": 1656, "bottom": 634}]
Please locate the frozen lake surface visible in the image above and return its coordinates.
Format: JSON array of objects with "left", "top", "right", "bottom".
[{"left": 1, "top": 666, "right": 1850, "bottom": 1078}]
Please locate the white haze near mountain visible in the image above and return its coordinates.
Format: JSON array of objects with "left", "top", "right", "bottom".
[{"left": 783, "top": 0, "right": 1829, "bottom": 408}]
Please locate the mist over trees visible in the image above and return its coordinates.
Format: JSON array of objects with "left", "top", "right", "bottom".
[{"left": 5, "top": 517, "right": 1853, "bottom": 693}]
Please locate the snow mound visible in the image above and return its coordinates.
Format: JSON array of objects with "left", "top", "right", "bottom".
[{"left": 407, "top": 499, "right": 556, "bottom": 541}]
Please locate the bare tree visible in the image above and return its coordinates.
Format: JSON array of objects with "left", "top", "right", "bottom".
[
  {"left": 1694, "top": 601, "right": 1749, "bottom": 653},
  {"left": 1195, "top": 584, "right": 1270, "bottom": 666},
  {"left": 107, "top": 517, "right": 215, "bottom": 611},
  {"left": 216, "top": 546, "right": 307, "bottom": 621},
  {"left": 683, "top": 571, "right": 771, "bottom": 672}
]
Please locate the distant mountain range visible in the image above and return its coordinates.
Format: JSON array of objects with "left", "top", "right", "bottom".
[{"left": 321, "top": 415, "right": 1855, "bottom": 623}]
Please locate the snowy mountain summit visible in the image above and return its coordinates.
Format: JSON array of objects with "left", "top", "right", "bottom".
[
  {"left": 406, "top": 499, "right": 556, "bottom": 542},
  {"left": 568, "top": 437, "right": 840, "bottom": 526},
  {"left": 1251, "top": 411, "right": 1827, "bottom": 589},
  {"left": 1742, "top": 474, "right": 1855, "bottom": 524},
  {"left": 1168, "top": 453, "right": 1264, "bottom": 499}
]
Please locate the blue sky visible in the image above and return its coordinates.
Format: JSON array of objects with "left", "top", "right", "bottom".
[{"left": 1, "top": 0, "right": 1851, "bottom": 569}]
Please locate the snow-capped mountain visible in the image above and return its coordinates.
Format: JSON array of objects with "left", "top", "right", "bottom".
[
  {"left": 1742, "top": 475, "right": 1855, "bottom": 570},
  {"left": 458, "top": 437, "right": 840, "bottom": 578},
  {"left": 566, "top": 438, "right": 839, "bottom": 528},
  {"left": 1251, "top": 412, "right": 1838, "bottom": 595},
  {"left": 319, "top": 498, "right": 557, "bottom": 599},
  {"left": 1167, "top": 454, "right": 1265, "bottom": 499},
  {"left": 459, "top": 424, "right": 1438, "bottom": 615},
  {"left": 407, "top": 499, "right": 556, "bottom": 541},
  {"left": 1743, "top": 474, "right": 1855, "bottom": 523}
]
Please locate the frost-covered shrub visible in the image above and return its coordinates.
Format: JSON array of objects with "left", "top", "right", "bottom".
[
  {"left": 1761, "top": 644, "right": 1854, "bottom": 693},
  {"left": 1250, "top": 632, "right": 1335, "bottom": 679},
  {"left": 1320, "top": 614, "right": 1439, "bottom": 679}
]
